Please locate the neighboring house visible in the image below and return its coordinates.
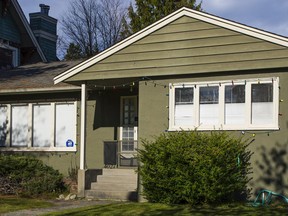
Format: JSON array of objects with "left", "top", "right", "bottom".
[
  {"left": 0, "top": 0, "right": 81, "bottom": 177},
  {"left": 0, "top": 0, "right": 47, "bottom": 69},
  {"left": 2, "top": 1, "right": 288, "bottom": 201}
]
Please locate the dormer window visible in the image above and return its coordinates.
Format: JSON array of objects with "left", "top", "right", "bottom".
[{"left": 0, "top": 43, "right": 19, "bottom": 69}]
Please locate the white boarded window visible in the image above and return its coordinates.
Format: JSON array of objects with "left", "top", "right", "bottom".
[
  {"left": 174, "top": 87, "right": 194, "bottom": 126},
  {"left": 0, "top": 106, "right": 8, "bottom": 146},
  {"left": 200, "top": 86, "right": 219, "bottom": 125},
  {"left": 225, "top": 85, "right": 245, "bottom": 125},
  {"left": 55, "top": 103, "right": 76, "bottom": 147},
  {"left": 11, "top": 105, "right": 28, "bottom": 147},
  {"left": 0, "top": 102, "right": 76, "bottom": 151},
  {"left": 169, "top": 78, "right": 279, "bottom": 131},
  {"left": 33, "top": 104, "right": 52, "bottom": 147},
  {"left": 251, "top": 83, "right": 274, "bottom": 125}
]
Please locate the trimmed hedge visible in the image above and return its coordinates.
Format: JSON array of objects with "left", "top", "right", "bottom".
[
  {"left": 138, "top": 131, "right": 253, "bottom": 205},
  {"left": 0, "top": 155, "right": 67, "bottom": 197}
]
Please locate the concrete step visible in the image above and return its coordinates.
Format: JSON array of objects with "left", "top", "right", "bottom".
[
  {"left": 97, "top": 175, "right": 137, "bottom": 183},
  {"left": 91, "top": 182, "right": 137, "bottom": 191},
  {"left": 86, "top": 168, "right": 138, "bottom": 201},
  {"left": 85, "top": 189, "right": 138, "bottom": 201},
  {"left": 102, "top": 168, "right": 137, "bottom": 176}
]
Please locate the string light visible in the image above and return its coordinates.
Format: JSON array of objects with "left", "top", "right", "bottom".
[
  {"left": 90, "top": 77, "right": 277, "bottom": 91},
  {"left": 241, "top": 130, "right": 276, "bottom": 137}
]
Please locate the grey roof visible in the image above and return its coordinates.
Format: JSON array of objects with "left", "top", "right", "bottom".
[{"left": 0, "top": 61, "right": 82, "bottom": 91}]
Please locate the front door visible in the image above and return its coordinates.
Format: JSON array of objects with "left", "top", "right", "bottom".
[{"left": 119, "top": 96, "right": 138, "bottom": 166}]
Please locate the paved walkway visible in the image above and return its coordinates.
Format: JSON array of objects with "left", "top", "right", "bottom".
[{"left": 2, "top": 199, "right": 115, "bottom": 216}]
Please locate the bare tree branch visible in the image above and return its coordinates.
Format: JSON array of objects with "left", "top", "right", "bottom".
[{"left": 61, "top": 0, "right": 127, "bottom": 59}]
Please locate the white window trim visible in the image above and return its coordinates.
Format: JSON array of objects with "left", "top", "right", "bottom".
[
  {"left": 0, "top": 43, "right": 19, "bottom": 67},
  {"left": 0, "top": 101, "right": 77, "bottom": 152},
  {"left": 169, "top": 77, "right": 279, "bottom": 131}
]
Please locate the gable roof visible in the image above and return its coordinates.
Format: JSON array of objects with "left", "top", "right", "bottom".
[
  {"left": 54, "top": 7, "right": 288, "bottom": 84},
  {"left": 11, "top": 0, "right": 47, "bottom": 62}
]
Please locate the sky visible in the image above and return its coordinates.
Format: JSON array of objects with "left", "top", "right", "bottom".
[{"left": 18, "top": 0, "right": 288, "bottom": 38}]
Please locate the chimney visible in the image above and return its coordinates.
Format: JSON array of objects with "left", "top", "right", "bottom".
[
  {"left": 29, "top": 4, "right": 58, "bottom": 62},
  {"left": 39, "top": 4, "right": 50, "bottom": 15}
]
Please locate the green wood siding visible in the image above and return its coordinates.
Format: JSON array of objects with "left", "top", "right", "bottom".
[
  {"left": 138, "top": 70, "right": 288, "bottom": 194},
  {"left": 30, "top": 16, "right": 57, "bottom": 35},
  {"left": 0, "top": 2, "right": 21, "bottom": 43},
  {"left": 67, "top": 16, "right": 288, "bottom": 82},
  {"left": 37, "top": 37, "right": 57, "bottom": 62}
]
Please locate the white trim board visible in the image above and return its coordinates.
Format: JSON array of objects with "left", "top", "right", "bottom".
[
  {"left": 54, "top": 7, "right": 288, "bottom": 84},
  {"left": 0, "top": 86, "right": 81, "bottom": 95}
]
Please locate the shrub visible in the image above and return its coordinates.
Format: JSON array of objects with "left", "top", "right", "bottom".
[
  {"left": 138, "top": 131, "right": 253, "bottom": 205},
  {"left": 0, "top": 155, "right": 67, "bottom": 197}
]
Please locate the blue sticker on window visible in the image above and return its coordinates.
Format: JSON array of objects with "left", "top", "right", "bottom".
[{"left": 66, "top": 139, "right": 74, "bottom": 147}]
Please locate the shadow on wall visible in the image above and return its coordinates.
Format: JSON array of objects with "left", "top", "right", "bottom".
[
  {"left": 254, "top": 140, "right": 288, "bottom": 195},
  {"left": 92, "top": 91, "right": 120, "bottom": 131},
  {"left": 0, "top": 120, "right": 7, "bottom": 146}
]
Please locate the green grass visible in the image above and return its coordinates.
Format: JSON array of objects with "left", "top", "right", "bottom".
[
  {"left": 44, "top": 202, "right": 288, "bottom": 216},
  {"left": 0, "top": 196, "right": 53, "bottom": 214},
  {"left": 1, "top": 197, "right": 287, "bottom": 215}
]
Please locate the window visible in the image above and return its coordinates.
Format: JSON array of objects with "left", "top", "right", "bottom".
[
  {"left": 169, "top": 78, "right": 279, "bottom": 130},
  {"left": 0, "top": 106, "right": 8, "bottom": 147},
  {"left": 0, "top": 102, "right": 77, "bottom": 151},
  {"left": 55, "top": 103, "right": 76, "bottom": 147},
  {"left": 0, "top": 45, "right": 19, "bottom": 69},
  {"left": 33, "top": 104, "right": 52, "bottom": 147},
  {"left": 174, "top": 87, "right": 194, "bottom": 126},
  {"left": 225, "top": 85, "right": 245, "bottom": 125},
  {"left": 11, "top": 105, "right": 29, "bottom": 147},
  {"left": 121, "top": 127, "right": 135, "bottom": 151},
  {"left": 251, "top": 83, "right": 273, "bottom": 125},
  {"left": 200, "top": 86, "right": 219, "bottom": 125}
]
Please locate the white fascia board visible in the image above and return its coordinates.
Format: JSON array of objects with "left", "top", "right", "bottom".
[
  {"left": 0, "top": 86, "right": 81, "bottom": 95},
  {"left": 54, "top": 7, "right": 288, "bottom": 84},
  {"left": 11, "top": 0, "right": 48, "bottom": 62}
]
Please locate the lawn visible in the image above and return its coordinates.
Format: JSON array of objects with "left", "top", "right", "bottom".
[
  {"left": 0, "top": 197, "right": 287, "bottom": 215},
  {"left": 44, "top": 202, "right": 287, "bottom": 216},
  {"left": 0, "top": 196, "right": 53, "bottom": 214}
]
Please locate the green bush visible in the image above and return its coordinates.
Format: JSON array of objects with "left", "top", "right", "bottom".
[
  {"left": 138, "top": 131, "right": 253, "bottom": 205},
  {"left": 0, "top": 155, "right": 67, "bottom": 197}
]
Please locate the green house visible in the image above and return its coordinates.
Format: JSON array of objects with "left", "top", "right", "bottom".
[{"left": 2, "top": 2, "right": 288, "bottom": 201}]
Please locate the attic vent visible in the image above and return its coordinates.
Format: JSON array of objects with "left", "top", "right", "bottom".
[{"left": 39, "top": 4, "right": 50, "bottom": 15}]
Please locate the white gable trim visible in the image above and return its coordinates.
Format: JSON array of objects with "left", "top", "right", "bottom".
[
  {"left": 12, "top": 0, "right": 47, "bottom": 62},
  {"left": 54, "top": 7, "right": 288, "bottom": 84}
]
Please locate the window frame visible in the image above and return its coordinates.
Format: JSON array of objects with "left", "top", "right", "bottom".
[
  {"left": 169, "top": 77, "right": 279, "bottom": 131},
  {"left": 0, "top": 102, "right": 77, "bottom": 152},
  {"left": 0, "top": 43, "right": 19, "bottom": 67}
]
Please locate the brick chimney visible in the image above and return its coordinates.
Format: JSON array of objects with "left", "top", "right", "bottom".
[{"left": 29, "top": 4, "right": 58, "bottom": 61}]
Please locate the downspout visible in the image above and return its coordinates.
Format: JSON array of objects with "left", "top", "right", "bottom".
[{"left": 78, "top": 83, "right": 87, "bottom": 197}]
